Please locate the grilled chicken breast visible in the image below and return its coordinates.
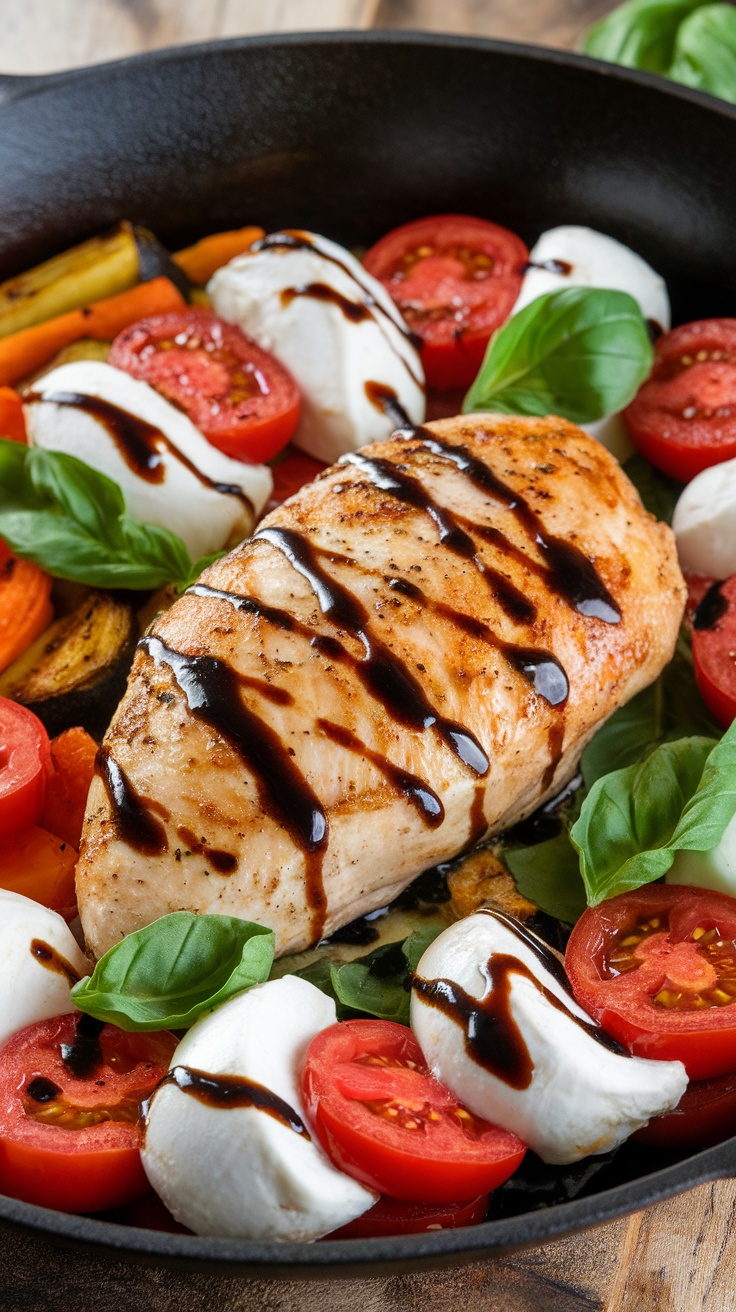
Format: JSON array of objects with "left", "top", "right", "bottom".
[{"left": 76, "top": 414, "right": 686, "bottom": 959}]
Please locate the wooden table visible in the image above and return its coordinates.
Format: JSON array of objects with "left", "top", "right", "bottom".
[{"left": 1, "top": 3, "right": 734, "bottom": 1309}]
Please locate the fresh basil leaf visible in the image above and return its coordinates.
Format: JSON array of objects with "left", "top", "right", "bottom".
[
  {"left": 293, "top": 957, "right": 346, "bottom": 1014},
  {"left": 0, "top": 439, "right": 195, "bottom": 590},
  {"left": 669, "top": 4, "right": 736, "bottom": 102},
  {"left": 71, "top": 912, "right": 275, "bottom": 1030},
  {"left": 623, "top": 452, "right": 684, "bottom": 526},
  {"left": 570, "top": 732, "right": 736, "bottom": 904},
  {"left": 505, "top": 832, "right": 588, "bottom": 924},
  {"left": 462, "top": 288, "right": 653, "bottom": 425},
  {"left": 402, "top": 925, "right": 445, "bottom": 972},
  {"left": 583, "top": 0, "right": 709, "bottom": 73},
  {"left": 581, "top": 638, "right": 719, "bottom": 787},
  {"left": 296, "top": 926, "right": 445, "bottom": 1026}
]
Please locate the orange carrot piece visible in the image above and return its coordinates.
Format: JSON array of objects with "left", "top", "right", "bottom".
[
  {"left": 0, "top": 276, "right": 186, "bottom": 386},
  {"left": 0, "top": 556, "right": 54, "bottom": 674},
  {"left": 173, "top": 226, "right": 265, "bottom": 286},
  {"left": 41, "top": 726, "right": 98, "bottom": 851},
  {"left": 0, "top": 824, "right": 78, "bottom": 915},
  {"left": 0, "top": 386, "right": 26, "bottom": 442}
]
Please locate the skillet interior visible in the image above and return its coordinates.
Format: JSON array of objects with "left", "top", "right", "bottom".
[{"left": 0, "top": 29, "right": 735, "bottom": 1276}]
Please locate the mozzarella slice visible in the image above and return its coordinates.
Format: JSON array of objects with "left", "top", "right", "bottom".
[
  {"left": 511, "top": 226, "right": 671, "bottom": 328},
  {"left": 667, "top": 810, "right": 736, "bottom": 896},
  {"left": 142, "top": 976, "right": 376, "bottom": 1241},
  {"left": 23, "top": 361, "right": 272, "bottom": 561},
  {"left": 672, "top": 457, "right": 736, "bottom": 578},
  {"left": 410, "top": 911, "right": 687, "bottom": 1165},
  {"left": 0, "top": 889, "right": 88, "bottom": 1049},
  {"left": 208, "top": 231, "right": 425, "bottom": 464}
]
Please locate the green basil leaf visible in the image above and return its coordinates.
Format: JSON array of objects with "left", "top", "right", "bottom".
[
  {"left": 581, "top": 638, "right": 719, "bottom": 787},
  {"left": 622, "top": 452, "right": 684, "bottom": 526},
  {"left": 296, "top": 926, "right": 445, "bottom": 1026},
  {"left": 583, "top": 0, "right": 710, "bottom": 73},
  {"left": 293, "top": 957, "right": 346, "bottom": 1014},
  {"left": 505, "top": 832, "right": 588, "bottom": 924},
  {"left": 462, "top": 288, "right": 653, "bottom": 424},
  {"left": 571, "top": 733, "right": 734, "bottom": 904},
  {"left": 669, "top": 4, "right": 736, "bottom": 102},
  {"left": 0, "top": 439, "right": 195, "bottom": 590},
  {"left": 71, "top": 912, "right": 275, "bottom": 1030}
]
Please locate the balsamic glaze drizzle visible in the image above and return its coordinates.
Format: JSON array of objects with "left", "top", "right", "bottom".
[
  {"left": 60, "top": 1014, "right": 106, "bottom": 1080},
  {"left": 97, "top": 746, "right": 169, "bottom": 857},
  {"left": 26, "top": 1077, "right": 62, "bottom": 1104},
  {"left": 26, "top": 391, "right": 252, "bottom": 510},
  {"left": 253, "top": 526, "right": 490, "bottom": 775},
  {"left": 413, "top": 909, "right": 627, "bottom": 1089},
  {"left": 157, "top": 1065, "right": 311, "bottom": 1137},
  {"left": 140, "top": 635, "right": 329, "bottom": 938},
  {"left": 693, "top": 580, "right": 728, "bottom": 631},
  {"left": 281, "top": 282, "right": 371, "bottom": 323},
  {"left": 317, "top": 718, "right": 444, "bottom": 827},
  {"left": 30, "top": 939, "right": 82, "bottom": 986}
]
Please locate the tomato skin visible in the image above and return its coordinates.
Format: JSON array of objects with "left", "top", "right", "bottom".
[
  {"left": 301, "top": 1020, "right": 526, "bottom": 1205},
  {"left": 691, "top": 577, "right": 736, "bottom": 728},
  {"left": 0, "top": 1015, "right": 176, "bottom": 1213},
  {"left": 269, "top": 445, "right": 327, "bottom": 506},
  {"left": 566, "top": 885, "right": 736, "bottom": 1080},
  {"left": 0, "top": 698, "right": 51, "bottom": 841},
  {"left": 624, "top": 320, "right": 736, "bottom": 481},
  {"left": 327, "top": 1192, "right": 489, "bottom": 1239},
  {"left": 363, "top": 215, "right": 528, "bottom": 390},
  {"left": 633, "top": 1069, "right": 736, "bottom": 1151},
  {"left": 109, "top": 309, "right": 300, "bottom": 463}
]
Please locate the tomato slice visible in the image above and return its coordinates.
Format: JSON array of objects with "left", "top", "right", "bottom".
[
  {"left": 327, "top": 1191, "right": 489, "bottom": 1239},
  {"left": 109, "top": 309, "right": 300, "bottom": 463},
  {"left": 0, "top": 698, "right": 50, "bottom": 841},
  {"left": 300, "top": 1019, "right": 526, "bottom": 1204},
  {"left": 363, "top": 215, "right": 528, "bottom": 390},
  {"left": 623, "top": 320, "right": 736, "bottom": 480},
  {"left": 269, "top": 445, "right": 327, "bottom": 506},
  {"left": 565, "top": 885, "right": 736, "bottom": 1079},
  {"left": 633, "top": 1068, "right": 736, "bottom": 1151},
  {"left": 0, "top": 1013, "right": 176, "bottom": 1213},
  {"left": 691, "top": 577, "right": 736, "bottom": 728}
]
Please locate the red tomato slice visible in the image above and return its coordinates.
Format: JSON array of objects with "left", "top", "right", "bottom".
[
  {"left": 565, "top": 885, "right": 736, "bottom": 1079},
  {"left": 300, "top": 1019, "right": 526, "bottom": 1204},
  {"left": 327, "top": 1191, "right": 489, "bottom": 1239},
  {"left": 0, "top": 698, "right": 50, "bottom": 841},
  {"left": 633, "top": 1068, "right": 736, "bottom": 1151},
  {"left": 691, "top": 577, "right": 736, "bottom": 728},
  {"left": 0, "top": 1014, "right": 176, "bottom": 1213},
  {"left": 269, "top": 445, "right": 327, "bottom": 506},
  {"left": 623, "top": 319, "right": 736, "bottom": 480},
  {"left": 109, "top": 309, "right": 300, "bottom": 464},
  {"left": 363, "top": 215, "right": 528, "bottom": 390}
]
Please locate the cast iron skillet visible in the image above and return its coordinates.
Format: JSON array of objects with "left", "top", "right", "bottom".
[{"left": 1, "top": 29, "right": 736, "bottom": 1278}]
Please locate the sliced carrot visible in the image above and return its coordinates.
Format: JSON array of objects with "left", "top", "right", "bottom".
[
  {"left": 0, "top": 824, "right": 77, "bottom": 915},
  {"left": 40, "top": 726, "right": 98, "bottom": 850},
  {"left": 173, "top": 226, "right": 264, "bottom": 286},
  {"left": 0, "top": 557, "right": 54, "bottom": 674},
  {"left": 0, "top": 277, "right": 186, "bottom": 387},
  {"left": 0, "top": 387, "right": 26, "bottom": 442}
]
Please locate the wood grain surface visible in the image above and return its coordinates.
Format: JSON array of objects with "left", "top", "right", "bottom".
[{"left": 0, "top": 1, "right": 734, "bottom": 1309}]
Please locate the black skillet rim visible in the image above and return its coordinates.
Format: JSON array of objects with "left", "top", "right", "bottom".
[{"left": 1, "top": 26, "right": 736, "bottom": 1274}]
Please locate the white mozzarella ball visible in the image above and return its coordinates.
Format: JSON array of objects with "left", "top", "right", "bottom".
[
  {"left": 672, "top": 457, "right": 736, "bottom": 578},
  {"left": 142, "top": 976, "right": 376, "bottom": 1241},
  {"left": 511, "top": 226, "right": 671, "bottom": 328},
  {"left": 208, "top": 231, "right": 425, "bottom": 464},
  {"left": 24, "top": 361, "right": 272, "bottom": 560},
  {"left": 0, "top": 890, "right": 88, "bottom": 1048},
  {"left": 410, "top": 912, "right": 687, "bottom": 1165},
  {"left": 667, "top": 809, "right": 736, "bottom": 896}
]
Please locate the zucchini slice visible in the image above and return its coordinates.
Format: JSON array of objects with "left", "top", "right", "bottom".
[{"left": 0, "top": 591, "right": 138, "bottom": 740}]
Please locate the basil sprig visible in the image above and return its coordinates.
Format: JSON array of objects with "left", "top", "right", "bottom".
[
  {"left": 0, "top": 440, "right": 221, "bottom": 590},
  {"left": 462, "top": 288, "right": 653, "bottom": 424},
  {"left": 71, "top": 912, "right": 275, "bottom": 1031},
  {"left": 297, "top": 926, "right": 444, "bottom": 1025},
  {"left": 583, "top": 0, "right": 736, "bottom": 104}
]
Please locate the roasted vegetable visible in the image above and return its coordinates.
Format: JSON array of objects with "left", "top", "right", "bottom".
[
  {"left": 133, "top": 226, "right": 193, "bottom": 300},
  {"left": 173, "top": 226, "right": 264, "bottom": 286},
  {"left": 0, "top": 223, "right": 139, "bottom": 340},
  {"left": 0, "top": 591, "right": 138, "bottom": 739}
]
